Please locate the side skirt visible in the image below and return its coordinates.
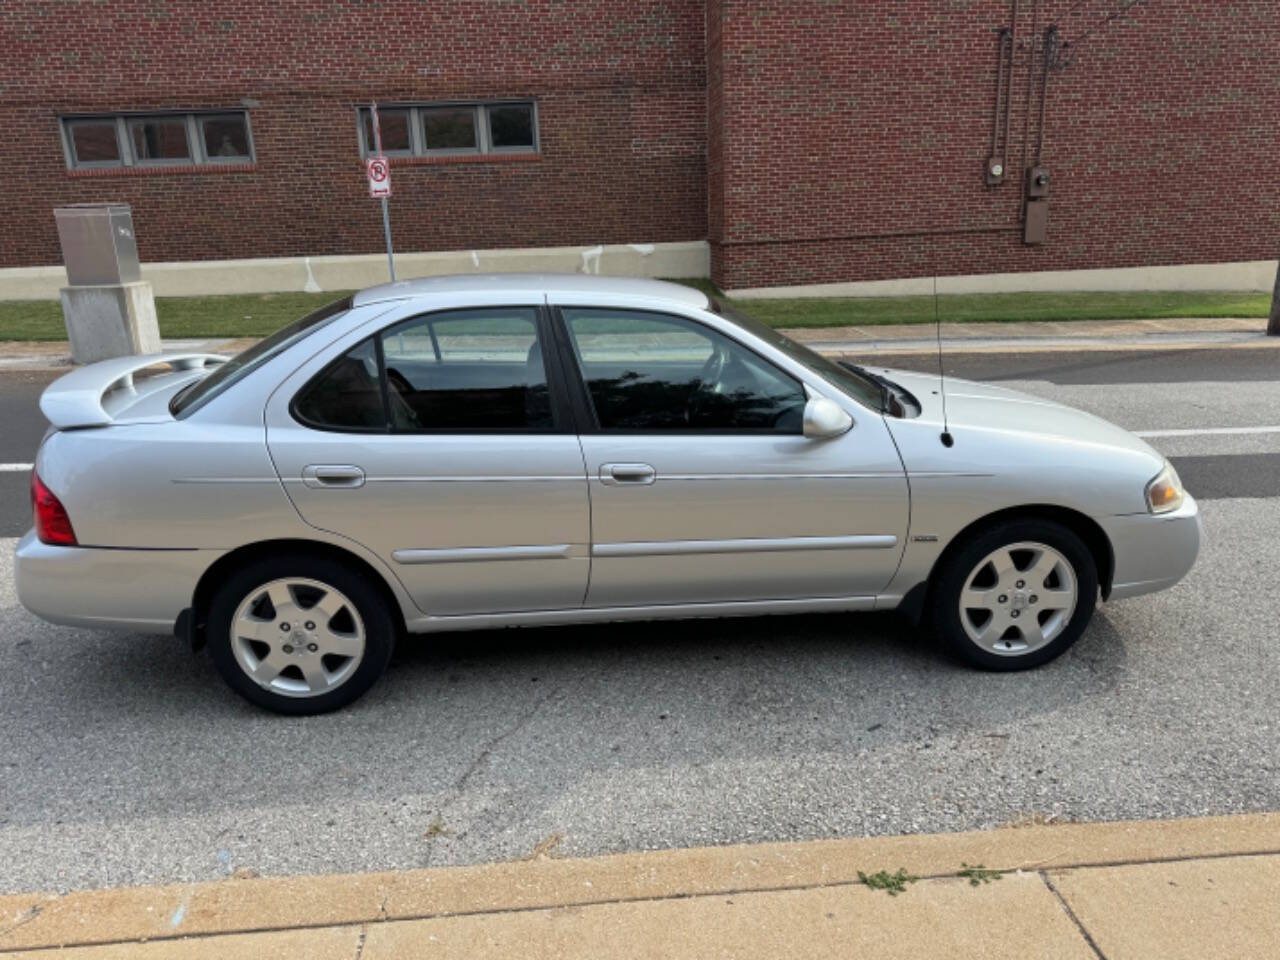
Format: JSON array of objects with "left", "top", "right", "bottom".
[{"left": 404, "top": 594, "right": 891, "bottom": 634}]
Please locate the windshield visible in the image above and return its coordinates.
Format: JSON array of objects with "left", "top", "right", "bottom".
[
  {"left": 710, "top": 300, "right": 886, "bottom": 411},
  {"left": 170, "top": 296, "right": 353, "bottom": 418}
]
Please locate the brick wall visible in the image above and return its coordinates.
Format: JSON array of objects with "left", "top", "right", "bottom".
[
  {"left": 3, "top": 1, "right": 1276, "bottom": 291},
  {"left": 708, "top": 0, "right": 1280, "bottom": 289},
  {"left": 0, "top": 0, "right": 707, "bottom": 268}
]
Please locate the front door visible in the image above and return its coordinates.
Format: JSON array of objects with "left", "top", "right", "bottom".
[
  {"left": 266, "top": 305, "right": 589, "bottom": 616},
  {"left": 555, "top": 306, "right": 909, "bottom": 608}
]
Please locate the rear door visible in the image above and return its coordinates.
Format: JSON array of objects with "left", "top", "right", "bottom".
[
  {"left": 265, "top": 303, "right": 590, "bottom": 616},
  {"left": 552, "top": 305, "right": 910, "bottom": 608}
]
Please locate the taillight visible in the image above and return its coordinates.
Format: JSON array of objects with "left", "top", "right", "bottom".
[{"left": 31, "top": 472, "right": 77, "bottom": 546}]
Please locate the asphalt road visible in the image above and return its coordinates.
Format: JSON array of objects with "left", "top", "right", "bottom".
[{"left": 1, "top": 345, "right": 1279, "bottom": 894}]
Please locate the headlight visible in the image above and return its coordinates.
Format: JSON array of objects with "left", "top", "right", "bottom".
[{"left": 1145, "top": 462, "right": 1185, "bottom": 514}]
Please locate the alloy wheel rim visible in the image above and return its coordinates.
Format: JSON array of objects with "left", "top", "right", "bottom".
[
  {"left": 959, "top": 541, "right": 1078, "bottom": 656},
  {"left": 230, "top": 577, "right": 366, "bottom": 698}
]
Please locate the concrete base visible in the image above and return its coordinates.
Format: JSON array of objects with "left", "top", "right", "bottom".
[
  {"left": 1, "top": 241, "right": 711, "bottom": 301},
  {"left": 5, "top": 248, "right": 1275, "bottom": 302},
  {"left": 727, "top": 259, "right": 1280, "bottom": 299},
  {"left": 60, "top": 281, "right": 161, "bottom": 364}
]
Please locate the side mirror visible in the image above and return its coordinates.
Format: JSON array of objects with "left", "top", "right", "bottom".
[{"left": 803, "top": 396, "right": 853, "bottom": 440}]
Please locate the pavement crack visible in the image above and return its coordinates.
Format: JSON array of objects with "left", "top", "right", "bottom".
[
  {"left": 353, "top": 922, "right": 368, "bottom": 960},
  {"left": 453, "top": 692, "right": 551, "bottom": 797},
  {"left": 1040, "top": 870, "right": 1109, "bottom": 960},
  {"left": 0, "top": 903, "right": 43, "bottom": 938},
  {"left": 424, "top": 691, "right": 554, "bottom": 867}
]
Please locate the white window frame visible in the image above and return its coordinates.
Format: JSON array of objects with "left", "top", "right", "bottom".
[
  {"left": 356, "top": 101, "right": 538, "bottom": 158},
  {"left": 59, "top": 110, "right": 255, "bottom": 170}
]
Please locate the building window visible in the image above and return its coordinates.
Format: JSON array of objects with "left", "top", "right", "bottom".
[
  {"left": 128, "top": 116, "right": 190, "bottom": 163},
  {"left": 422, "top": 107, "right": 477, "bottom": 151},
  {"left": 360, "top": 107, "right": 413, "bottom": 155},
  {"left": 356, "top": 101, "right": 538, "bottom": 158},
  {"left": 60, "top": 111, "right": 254, "bottom": 169},
  {"left": 65, "top": 119, "right": 121, "bottom": 165},
  {"left": 199, "top": 114, "right": 253, "bottom": 161}
]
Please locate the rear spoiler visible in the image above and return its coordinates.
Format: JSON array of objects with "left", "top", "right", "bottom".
[{"left": 39, "top": 353, "right": 228, "bottom": 428}]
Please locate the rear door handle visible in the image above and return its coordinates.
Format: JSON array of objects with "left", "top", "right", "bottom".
[
  {"left": 600, "top": 462, "right": 657, "bottom": 485},
  {"left": 302, "top": 464, "right": 366, "bottom": 489}
]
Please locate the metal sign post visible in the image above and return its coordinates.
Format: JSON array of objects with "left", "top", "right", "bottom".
[{"left": 368, "top": 102, "right": 396, "bottom": 281}]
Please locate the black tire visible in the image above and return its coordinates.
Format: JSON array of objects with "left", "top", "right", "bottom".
[
  {"left": 206, "top": 552, "right": 396, "bottom": 715},
  {"left": 929, "top": 519, "right": 1098, "bottom": 671}
]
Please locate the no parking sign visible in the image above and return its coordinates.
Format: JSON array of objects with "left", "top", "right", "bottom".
[{"left": 366, "top": 155, "right": 391, "bottom": 198}]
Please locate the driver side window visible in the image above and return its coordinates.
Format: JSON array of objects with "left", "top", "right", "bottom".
[{"left": 561, "top": 308, "right": 806, "bottom": 433}]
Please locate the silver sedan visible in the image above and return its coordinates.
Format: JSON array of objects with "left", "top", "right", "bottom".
[{"left": 16, "top": 275, "right": 1201, "bottom": 713}]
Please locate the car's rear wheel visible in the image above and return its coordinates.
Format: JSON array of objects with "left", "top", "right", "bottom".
[
  {"left": 931, "top": 519, "right": 1098, "bottom": 670},
  {"left": 206, "top": 554, "right": 395, "bottom": 714}
]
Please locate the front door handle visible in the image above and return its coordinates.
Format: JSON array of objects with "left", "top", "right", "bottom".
[
  {"left": 302, "top": 464, "right": 366, "bottom": 489},
  {"left": 600, "top": 462, "right": 657, "bottom": 485}
]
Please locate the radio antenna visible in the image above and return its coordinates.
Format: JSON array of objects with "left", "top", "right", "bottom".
[{"left": 934, "top": 270, "right": 955, "bottom": 448}]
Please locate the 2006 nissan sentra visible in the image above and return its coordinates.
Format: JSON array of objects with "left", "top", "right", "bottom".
[{"left": 16, "top": 275, "right": 1200, "bottom": 713}]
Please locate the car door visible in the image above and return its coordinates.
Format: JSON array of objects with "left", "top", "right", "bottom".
[
  {"left": 265, "top": 303, "right": 590, "bottom": 616},
  {"left": 553, "top": 304, "right": 909, "bottom": 608}
]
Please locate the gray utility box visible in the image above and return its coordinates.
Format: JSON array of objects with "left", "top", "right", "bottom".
[
  {"left": 54, "top": 203, "right": 141, "bottom": 286},
  {"left": 54, "top": 203, "right": 158, "bottom": 363}
]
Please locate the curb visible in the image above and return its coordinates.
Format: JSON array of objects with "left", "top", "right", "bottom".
[
  {"left": 823, "top": 334, "right": 1280, "bottom": 356},
  {"left": 3, "top": 812, "right": 1278, "bottom": 952}
]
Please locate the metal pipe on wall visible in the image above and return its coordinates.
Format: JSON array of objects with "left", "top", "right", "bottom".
[
  {"left": 1036, "top": 25, "right": 1056, "bottom": 164},
  {"left": 1020, "top": 0, "right": 1040, "bottom": 192},
  {"left": 989, "top": 27, "right": 1011, "bottom": 160},
  {"left": 1002, "top": 0, "right": 1019, "bottom": 159}
]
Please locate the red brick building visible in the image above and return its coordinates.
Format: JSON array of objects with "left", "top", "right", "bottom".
[{"left": 1, "top": 0, "right": 1275, "bottom": 291}]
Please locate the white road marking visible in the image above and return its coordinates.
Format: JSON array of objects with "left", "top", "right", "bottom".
[
  {"left": 1134, "top": 426, "right": 1280, "bottom": 439},
  {"left": 0, "top": 463, "right": 33, "bottom": 472}
]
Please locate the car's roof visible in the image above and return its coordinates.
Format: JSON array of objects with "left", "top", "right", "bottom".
[{"left": 351, "top": 273, "right": 710, "bottom": 310}]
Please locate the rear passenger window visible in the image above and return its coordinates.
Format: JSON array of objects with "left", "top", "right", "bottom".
[
  {"left": 380, "top": 307, "right": 552, "bottom": 430},
  {"left": 292, "top": 339, "right": 386, "bottom": 430},
  {"left": 294, "top": 308, "right": 554, "bottom": 432}
]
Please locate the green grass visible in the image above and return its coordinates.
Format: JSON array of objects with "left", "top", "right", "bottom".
[
  {"left": 726, "top": 290, "right": 1272, "bottom": 329},
  {"left": 0, "top": 291, "right": 355, "bottom": 341},
  {"left": 0, "top": 285, "right": 1269, "bottom": 341}
]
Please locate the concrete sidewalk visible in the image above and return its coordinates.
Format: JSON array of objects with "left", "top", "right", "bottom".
[
  {"left": 0, "top": 317, "right": 1274, "bottom": 370},
  {"left": 3, "top": 812, "right": 1278, "bottom": 958},
  {"left": 785, "top": 315, "right": 1277, "bottom": 355}
]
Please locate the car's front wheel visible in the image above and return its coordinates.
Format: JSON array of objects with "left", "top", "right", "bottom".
[
  {"left": 206, "top": 554, "right": 395, "bottom": 714},
  {"left": 931, "top": 519, "right": 1098, "bottom": 670}
]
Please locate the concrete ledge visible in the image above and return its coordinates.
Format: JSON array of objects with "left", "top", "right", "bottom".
[
  {"left": 6, "top": 251, "right": 1273, "bottom": 303},
  {"left": 0, "top": 241, "right": 711, "bottom": 301},
  {"left": 728, "top": 259, "right": 1279, "bottom": 299},
  {"left": 2, "top": 811, "right": 1277, "bottom": 952}
]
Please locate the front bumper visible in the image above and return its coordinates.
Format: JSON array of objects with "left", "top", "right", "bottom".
[
  {"left": 14, "top": 530, "right": 222, "bottom": 634},
  {"left": 1100, "top": 494, "right": 1202, "bottom": 601}
]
